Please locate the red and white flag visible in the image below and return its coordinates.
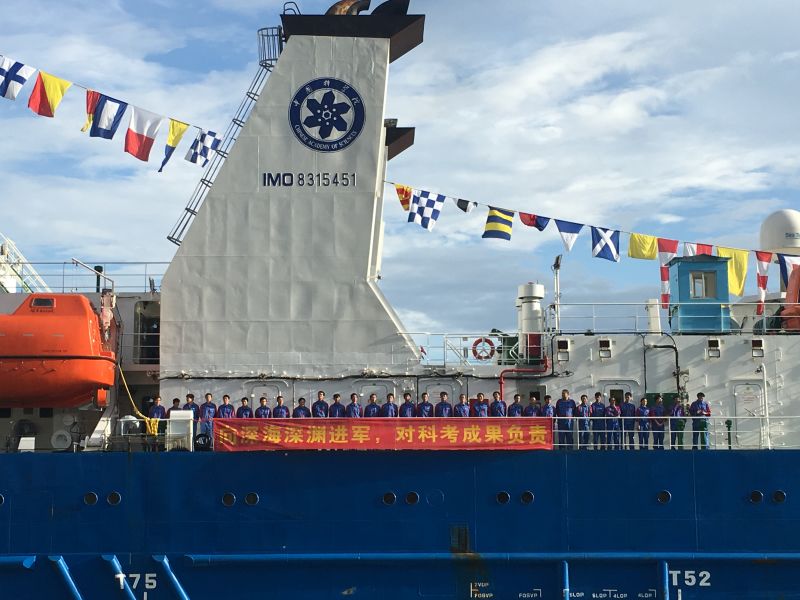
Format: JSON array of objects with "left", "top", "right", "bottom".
[
  {"left": 755, "top": 251, "right": 772, "bottom": 315},
  {"left": 684, "top": 242, "right": 713, "bottom": 256},
  {"left": 657, "top": 238, "right": 679, "bottom": 308},
  {"left": 124, "top": 107, "right": 164, "bottom": 162}
]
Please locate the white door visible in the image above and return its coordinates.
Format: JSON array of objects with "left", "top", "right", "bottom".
[{"left": 733, "top": 382, "right": 764, "bottom": 449}]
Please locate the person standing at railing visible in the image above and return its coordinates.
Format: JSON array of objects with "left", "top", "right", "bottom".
[
  {"left": 216, "top": 395, "right": 235, "bottom": 419},
  {"left": 435, "top": 392, "right": 453, "bottom": 417},
  {"left": 540, "top": 395, "right": 554, "bottom": 418},
  {"left": 380, "top": 393, "right": 398, "bottom": 417},
  {"left": 346, "top": 393, "right": 362, "bottom": 418},
  {"left": 183, "top": 393, "right": 200, "bottom": 421},
  {"left": 399, "top": 392, "right": 416, "bottom": 417},
  {"left": 523, "top": 393, "right": 538, "bottom": 417},
  {"left": 670, "top": 400, "right": 686, "bottom": 449},
  {"left": 272, "top": 395, "right": 290, "bottom": 418},
  {"left": 291, "top": 397, "right": 310, "bottom": 418},
  {"left": 620, "top": 392, "right": 637, "bottom": 449},
  {"left": 454, "top": 394, "right": 471, "bottom": 417},
  {"left": 605, "top": 398, "right": 621, "bottom": 449},
  {"left": 311, "top": 391, "right": 329, "bottom": 418},
  {"left": 507, "top": 394, "right": 524, "bottom": 417},
  {"left": 148, "top": 396, "right": 167, "bottom": 419},
  {"left": 255, "top": 397, "right": 271, "bottom": 419},
  {"left": 636, "top": 398, "right": 651, "bottom": 450},
  {"left": 474, "top": 393, "right": 489, "bottom": 417},
  {"left": 690, "top": 392, "right": 711, "bottom": 449},
  {"left": 199, "top": 393, "right": 217, "bottom": 437},
  {"left": 364, "top": 393, "right": 381, "bottom": 417},
  {"left": 167, "top": 397, "right": 182, "bottom": 418},
  {"left": 589, "top": 392, "right": 606, "bottom": 450},
  {"left": 490, "top": 391, "right": 507, "bottom": 417},
  {"left": 417, "top": 392, "right": 434, "bottom": 417},
  {"left": 555, "top": 389, "right": 576, "bottom": 449},
  {"left": 329, "top": 394, "right": 346, "bottom": 418},
  {"left": 651, "top": 395, "right": 666, "bottom": 450},
  {"left": 237, "top": 397, "right": 254, "bottom": 418},
  {"left": 575, "top": 395, "right": 591, "bottom": 449}
]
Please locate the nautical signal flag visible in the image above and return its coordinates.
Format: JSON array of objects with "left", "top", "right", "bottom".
[
  {"left": 408, "top": 190, "right": 445, "bottom": 231},
  {"left": 125, "top": 107, "right": 164, "bottom": 162},
  {"left": 0, "top": 56, "right": 35, "bottom": 101},
  {"left": 628, "top": 233, "right": 657, "bottom": 260},
  {"left": 185, "top": 130, "right": 221, "bottom": 167},
  {"left": 657, "top": 238, "right": 679, "bottom": 308},
  {"left": 27, "top": 71, "right": 72, "bottom": 117},
  {"left": 519, "top": 213, "right": 550, "bottom": 231},
  {"left": 158, "top": 118, "right": 190, "bottom": 172},
  {"left": 755, "top": 251, "right": 773, "bottom": 315},
  {"left": 684, "top": 242, "right": 713, "bottom": 257},
  {"left": 394, "top": 184, "right": 412, "bottom": 211},
  {"left": 454, "top": 198, "right": 477, "bottom": 213},
  {"left": 89, "top": 94, "right": 128, "bottom": 139},
  {"left": 555, "top": 220, "right": 583, "bottom": 252},
  {"left": 80, "top": 90, "right": 101, "bottom": 132},
  {"left": 778, "top": 254, "right": 800, "bottom": 287},
  {"left": 591, "top": 227, "right": 621, "bottom": 262},
  {"left": 716, "top": 247, "right": 749, "bottom": 296},
  {"left": 482, "top": 208, "right": 514, "bottom": 241}
]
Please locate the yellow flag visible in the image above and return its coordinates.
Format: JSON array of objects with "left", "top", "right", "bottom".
[
  {"left": 717, "top": 247, "right": 749, "bottom": 296},
  {"left": 27, "top": 71, "right": 72, "bottom": 117},
  {"left": 627, "top": 233, "right": 657, "bottom": 260}
]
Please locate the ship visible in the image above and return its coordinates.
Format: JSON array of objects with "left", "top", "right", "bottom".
[{"left": 1, "top": 1, "right": 800, "bottom": 598}]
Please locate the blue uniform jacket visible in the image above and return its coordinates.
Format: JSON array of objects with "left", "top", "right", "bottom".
[
  {"left": 508, "top": 402, "right": 524, "bottom": 417},
  {"left": 637, "top": 406, "right": 651, "bottom": 429},
  {"left": 292, "top": 406, "right": 311, "bottom": 418},
  {"left": 380, "top": 402, "right": 398, "bottom": 417},
  {"left": 311, "top": 400, "right": 329, "bottom": 418},
  {"left": 489, "top": 400, "right": 507, "bottom": 417},
  {"left": 621, "top": 402, "right": 637, "bottom": 428},
  {"left": 555, "top": 398, "right": 576, "bottom": 427},
  {"left": 216, "top": 404, "right": 235, "bottom": 418},
  {"left": 272, "top": 405, "right": 290, "bottom": 418},
  {"left": 399, "top": 402, "right": 416, "bottom": 417},
  {"left": 605, "top": 405, "right": 621, "bottom": 429},
  {"left": 454, "top": 403, "right": 470, "bottom": 417},
  {"left": 237, "top": 406, "right": 253, "bottom": 418},
  {"left": 434, "top": 401, "right": 453, "bottom": 417},
  {"left": 540, "top": 404, "right": 554, "bottom": 418},
  {"left": 200, "top": 403, "right": 217, "bottom": 420},
  {"left": 416, "top": 401, "right": 434, "bottom": 417},
  {"left": 651, "top": 404, "right": 666, "bottom": 430},
  {"left": 589, "top": 401, "right": 606, "bottom": 429},
  {"left": 329, "top": 402, "right": 346, "bottom": 418},
  {"left": 148, "top": 405, "right": 167, "bottom": 419},
  {"left": 523, "top": 404, "right": 538, "bottom": 417},
  {"left": 575, "top": 403, "right": 590, "bottom": 430},
  {"left": 345, "top": 403, "right": 361, "bottom": 418},
  {"left": 183, "top": 402, "right": 200, "bottom": 419},
  {"left": 255, "top": 406, "right": 271, "bottom": 418},
  {"left": 364, "top": 403, "right": 381, "bottom": 417},
  {"left": 474, "top": 402, "right": 489, "bottom": 417}
]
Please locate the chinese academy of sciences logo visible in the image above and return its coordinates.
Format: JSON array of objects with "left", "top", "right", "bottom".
[{"left": 288, "top": 77, "right": 365, "bottom": 153}]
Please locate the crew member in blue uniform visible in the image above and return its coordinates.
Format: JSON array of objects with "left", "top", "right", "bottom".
[
  {"left": 620, "top": 392, "right": 637, "bottom": 449},
  {"left": 454, "top": 393, "right": 470, "bottom": 417},
  {"left": 329, "top": 393, "right": 346, "bottom": 418},
  {"left": 292, "top": 397, "right": 311, "bottom": 418},
  {"left": 489, "top": 391, "right": 506, "bottom": 417},
  {"left": 689, "top": 392, "right": 711, "bottom": 449},
  {"left": 199, "top": 393, "right": 217, "bottom": 436},
  {"left": 272, "top": 395, "right": 290, "bottom": 419},
  {"left": 670, "top": 400, "right": 686, "bottom": 449},
  {"left": 523, "top": 393, "right": 539, "bottom": 417},
  {"left": 311, "top": 390, "right": 328, "bottom": 418},
  {"left": 651, "top": 394, "right": 666, "bottom": 449},
  {"left": 508, "top": 394, "right": 524, "bottom": 417},
  {"left": 416, "top": 392, "right": 434, "bottom": 417},
  {"left": 540, "top": 395, "right": 554, "bottom": 418},
  {"left": 148, "top": 396, "right": 167, "bottom": 419},
  {"left": 255, "top": 397, "right": 271, "bottom": 419},
  {"left": 636, "top": 397, "right": 651, "bottom": 449},
  {"left": 435, "top": 392, "right": 453, "bottom": 417},
  {"left": 380, "top": 393, "right": 398, "bottom": 417},
  {"left": 167, "top": 397, "right": 182, "bottom": 418},
  {"left": 399, "top": 392, "right": 416, "bottom": 417},
  {"left": 574, "top": 395, "right": 590, "bottom": 448},
  {"left": 605, "top": 397, "right": 621, "bottom": 449},
  {"left": 237, "top": 397, "right": 253, "bottom": 418},
  {"left": 345, "top": 393, "right": 361, "bottom": 418},
  {"left": 555, "top": 389, "right": 576, "bottom": 448},
  {"left": 216, "top": 395, "right": 235, "bottom": 419},
  {"left": 589, "top": 392, "right": 606, "bottom": 450},
  {"left": 474, "top": 393, "right": 489, "bottom": 417},
  {"left": 364, "top": 393, "right": 381, "bottom": 417},
  {"left": 183, "top": 393, "right": 200, "bottom": 421}
]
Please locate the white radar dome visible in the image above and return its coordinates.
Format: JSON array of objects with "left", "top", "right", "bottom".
[{"left": 760, "top": 209, "right": 800, "bottom": 255}]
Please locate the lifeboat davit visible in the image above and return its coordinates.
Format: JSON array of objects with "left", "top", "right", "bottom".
[{"left": 0, "top": 294, "right": 116, "bottom": 408}]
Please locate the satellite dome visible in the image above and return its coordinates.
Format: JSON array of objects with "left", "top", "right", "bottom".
[{"left": 760, "top": 209, "right": 800, "bottom": 255}]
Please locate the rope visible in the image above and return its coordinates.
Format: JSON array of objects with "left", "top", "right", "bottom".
[{"left": 117, "top": 364, "right": 159, "bottom": 436}]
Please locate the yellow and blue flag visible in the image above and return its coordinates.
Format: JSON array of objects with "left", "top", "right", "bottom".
[
  {"left": 158, "top": 118, "right": 190, "bottom": 172},
  {"left": 482, "top": 207, "right": 514, "bottom": 241}
]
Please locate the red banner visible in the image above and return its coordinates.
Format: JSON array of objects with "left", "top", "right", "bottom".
[{"left": 213, "top": 418, "right": 553, "bottom": 451}]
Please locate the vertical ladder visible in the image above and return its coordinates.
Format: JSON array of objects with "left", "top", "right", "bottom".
[
  {"left": 166, "top": 27, "right": 284, "bottom": 246},
  {"left": 0, "top": 233, "right": 51, "bottom": 293}
]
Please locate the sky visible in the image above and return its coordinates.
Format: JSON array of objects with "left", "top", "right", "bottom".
[{"left": 1, "top": 0, "right": 799, "bottom": 335}]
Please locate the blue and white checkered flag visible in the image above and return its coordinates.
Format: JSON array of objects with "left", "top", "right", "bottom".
[
  {"left": 408, "top": 190, "right": 446, "bottom": 231},
  {"left": 184, "top": 130, "right": 221, "bottom": 167}
]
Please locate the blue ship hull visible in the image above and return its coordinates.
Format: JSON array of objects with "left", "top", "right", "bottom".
[{"left": 1, "top": 450, "right": 798, "bottom": 599}]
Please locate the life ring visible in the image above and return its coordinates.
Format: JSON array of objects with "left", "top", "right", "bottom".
[{"left": 472, "top": 337, "right": 495, "bottom": 360}]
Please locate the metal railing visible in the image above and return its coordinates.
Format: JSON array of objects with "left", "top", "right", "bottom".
[{"left": 0, "top": 261, "right": 168, "bottom": 293}]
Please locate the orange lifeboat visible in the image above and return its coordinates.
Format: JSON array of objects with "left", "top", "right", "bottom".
[{"left": 0, "top": 294, "right": 116, "bottom": 408}]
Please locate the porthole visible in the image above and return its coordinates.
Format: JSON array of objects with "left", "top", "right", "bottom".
[
  {"left": 83, "top": 492, "right": 98, "bottom": 506},
  {"left": 382, "top": 492, "right": 397, "bottom": 506},
  {"left": 496, "top": 491, "right": 511, "bottom": 505},
  {"left": 245, "top": 493, "right": 259, "bottom": 506},
  {"left": 749, "top": 490, "right": 764, "bottom": 504},
  {"left": 520, "top": 491, "right": 535, "bottom": 505},
  {"left": 222, "top": 492, "right": 236, "bottom": 507},
  {"left": 405, "top": 491, "right": 419, "bottom": 505},
  {"left": 657, "top": 490, "right": 672, "bottom": 504},
  {"left": 773, "top": 490, "right": 787, "bottom": 504},
  {"left": 107, "top": 491, "right": 122, "bottom": 506}
]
